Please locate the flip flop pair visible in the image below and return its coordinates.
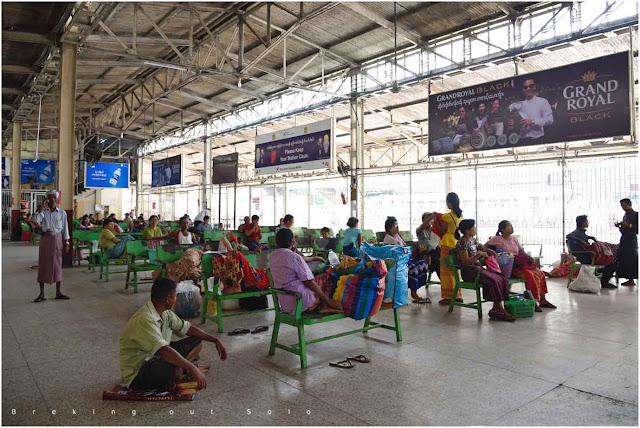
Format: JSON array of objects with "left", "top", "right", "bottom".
[
  {"left": 330, "top": 355, "right": 371, "bottom": 368},
  {"left": 412, "top": 297, "right": 431, "bottom": 304},
  {"left": 227, "top": 326, "right": 269, "bottom": 336}
]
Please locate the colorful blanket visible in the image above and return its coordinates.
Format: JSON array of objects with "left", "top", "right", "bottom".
[{"left": 331, "top": 259, "right": 387, "bottom": 320}]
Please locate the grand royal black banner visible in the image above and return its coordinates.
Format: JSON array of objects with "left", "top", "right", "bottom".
[{"left": 428, "top": 52, "right": 631, "bottom": 155}]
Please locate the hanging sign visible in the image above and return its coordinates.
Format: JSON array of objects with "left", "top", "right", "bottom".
[
  {"left": 152, "top": 155, "right": 182, "bottom": 187},
  {"left": 428, "top": 52, "right": 631, "bottom": 155},
  {"left": 255, "top": 118, "right": 335, "bottom": 176},
  {"left": 20, "top": 160, "right": 55, "bottom": 184},
  {"left": 84, "top": 162, "right": 130, "bottom": 189}
]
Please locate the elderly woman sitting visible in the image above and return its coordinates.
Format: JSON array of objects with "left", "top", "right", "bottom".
[
  {"left": 99, "top": 218, "right": 135, "bottom": 258},
  {"left": 454, "top": 219, "right": 515, "bottom": 322}
]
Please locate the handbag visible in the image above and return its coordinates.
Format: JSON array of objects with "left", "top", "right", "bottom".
[{"left": 484, "top": 256, "right": 501, "bottom": 273}]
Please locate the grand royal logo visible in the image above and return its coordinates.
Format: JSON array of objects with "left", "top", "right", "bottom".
[{"left": 563, "top": 70, "right": 618, "bottom": 111}]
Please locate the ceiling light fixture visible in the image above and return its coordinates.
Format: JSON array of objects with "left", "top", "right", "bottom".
[{"left": 143, "top": 60, "right": 187, "bottom": 72}]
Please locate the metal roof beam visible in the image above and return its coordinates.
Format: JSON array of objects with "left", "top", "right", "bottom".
[
  {"left": 2, "top": 30, "right": 54, "bottom": 44},
  {"left": 341, "top": 2, "right": 421, "bottom": 46}
]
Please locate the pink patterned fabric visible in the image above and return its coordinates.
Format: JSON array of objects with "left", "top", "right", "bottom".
[{"left": 38, "top": 234, "right": 63, "bottom": 284}]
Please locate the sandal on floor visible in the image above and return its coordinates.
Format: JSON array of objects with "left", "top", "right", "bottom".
[
  {"left": 412, "top": 297, "right": 430, "bottom": 304},
  {"left": 55, "top": 294, "right": 70, "bottom": 300},
  {"left": 33, "top": 296, "right": 46, "bottom": 303},
  {"left": 438, "top": 299, "right": 451, "bottom": 305},
  {"left": 535, "top": 305, "right": 543, "bottom": 312},
  {"left": 329, "top": 359, "right": 354, "bottom": 369},
  {"left": 251, "top": 325, "right": 269, "bottom": 334},
  {"left": 455, "top": 298, "right": 464, "bottom": 303},
  {"left": 539, "top": 302, "right": 557, "bottom": 309},
  {"left": 346, "top": 355, "right": 371, "bottom": 363},
  {"left": 228, "top": 328, "right": 250, "bottom": 336}
]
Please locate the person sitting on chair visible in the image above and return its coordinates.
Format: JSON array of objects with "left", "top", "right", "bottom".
[
  {"left": 269, "top": 228, "right": 342, "bottom": 316},
  {"left": 455, "top": 219, "right": 514, "bottom": 322},
  {"left": 566, "top": 215, "right": 617, "bottom": 289},
  {"left": 99, "top": 219, "right": 135, "bottom": 259},
  {"left": 120, "top": 277, "right": 227, "bottom": 391},
  {"left": 174, "top": 216, "right": 199, "bottom": 245},
  {"left": 243, "top": 215, "right": 267, "bottom": 251}
]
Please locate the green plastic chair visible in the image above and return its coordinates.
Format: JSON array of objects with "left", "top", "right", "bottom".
[
  {"left": 156, "top": 245, "right": 184, "bottom": 277},
  {"left": 267, "top": 271, "right": 402, "bottom": 369},
  {"left": 400, "top": 230, "right": 414, "bottom": 242},
  {"left": 230, "top": 231, "right": 246, "bottom": 244},
  {"left": 268, "top": 234, "right": 277, "bottom": 248},
  {"left": 376, "top": 232, "right": 385, "bottom": 243},
  {"left": 204, "top": 230, "right": 228, "bottom": 242},
  {"left": 200, "top": 252, "right": 273, "bottom": 332},
  {"left": 260, "top": 232, "right": 274, "bottom": 245},
  {"left": 447, "top": 252, "right": 485, "bottom": 318},
  {"left": 118, "top": 222, "right": 127, "bottom": 230},
  {"left": 125, "top": 241, "right": 159, "bottom": 293},
  {"left": 362, "top": 229, "right": 376, "bottom": 243},
  {"left": 73, "top": 230, "right": 93, "bottom": 266}
]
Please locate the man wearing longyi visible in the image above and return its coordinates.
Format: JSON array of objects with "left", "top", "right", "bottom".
[{"left": 120, "top": 278, "right": 227, "bottom": 391}]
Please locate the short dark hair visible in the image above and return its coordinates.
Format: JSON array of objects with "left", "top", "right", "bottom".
[
  {"left": 103, "top": 218, "right": 113, "bottom": 226},
  {"left": 151, "top": 277, "right": 177, "bottom": 301},
  {"left": 203, "top": 215, "right": 210, "bottom": 221},
  {"left": 384, "top": 216, "right": 397, "bottom": 233},
  {"left": 149, "top": 215, "right": 158, "bottom": 222},
  {"left": 347, "top": 217, "right": 358, "bottom": 228},
  {"left": 620, "top": 198, "right": 632, "bottom": 206},
  {"left": 283, "top": 214, "right": 294, "bottom": 224},
  {"left": 251, "top": 215, "right": 259, "bottom": 221},
  {"left": 321, "top": 227, "right": 330, "bottom": 233},
  {"left": 576, "top": 215, "right": 588, "bottom": 229},
  {"left": 276, "top": 228, "right": 294, "bottom": 248}
]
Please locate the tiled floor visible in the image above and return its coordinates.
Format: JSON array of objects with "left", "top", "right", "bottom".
[{"left": 2, "top": 241, "right": 637, "bottom": 426}]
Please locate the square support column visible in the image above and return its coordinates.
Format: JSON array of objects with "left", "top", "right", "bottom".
[
  {"left": 11, "top": 122, "right": 22, "bottom": 229},
  {"left": 57, "top": 42, "right": 77, "bottom": 267}
]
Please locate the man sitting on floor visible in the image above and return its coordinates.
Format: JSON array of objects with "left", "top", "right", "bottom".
[
  {"left": 119, "top": 278, "right": 227, "bottom": 391},
  {"left": 566, "top": 214, "right": 617, "bottom": 289}
]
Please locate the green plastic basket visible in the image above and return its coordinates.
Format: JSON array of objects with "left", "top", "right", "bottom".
[{"left": 504, "top": 297, "right": 535, "bottom": 318}]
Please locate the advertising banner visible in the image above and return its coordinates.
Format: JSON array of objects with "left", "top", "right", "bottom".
[
  {"left": 255, "top": 118, "right": 334, "bottom": 176},
  {"left": 2, "top": 176, "right": 9, "bottom": 189},
  {"left": 152, "top": 155, "right": 182, "bottom": 187},
  {"left": 20, "top": 159, "right": 55, "bottom": 184},
  {"left": 2, "top": 156, "right": 5, "bottom": 174},
  {"left": 212, "top": 153, "right": 239, "bottom": 184},
  {"left": 84, "top": 162, "right": 130, "bottom": 189},
  {"left": 428, "top": 52, "right": 631, "bottom": 156}
]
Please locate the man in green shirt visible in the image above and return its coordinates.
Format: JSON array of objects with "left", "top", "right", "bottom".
[{"left": 120, "top": 278, "right": 227, "bottom": 390}]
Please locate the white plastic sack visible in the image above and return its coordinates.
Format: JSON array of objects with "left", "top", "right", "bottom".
[
  {"left": 568, "top": 265, "right": 600, "bottom": 293},
  {"left": 174, "top": 281, "right": 202, "bottom": 318},
  {"left": 91, "top": 240, "right": 99, "bottom": 252}
]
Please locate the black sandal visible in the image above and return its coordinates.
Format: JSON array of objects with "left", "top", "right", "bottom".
[
  {"left": 55, "top": 294, "right": 70, "bottom": 300},
  {"left": 346, "top": 355, "right": 371, "bottom": 363},
  {"left": 251, "top": 325, "right": 269, "bottom": 334},
  {"left": 228, "top": 328, "right": 250, "bottom": 336},
  {"left": 33, "top": 296, "right": 46, "bottom": 303},
  {"left": 329, "top": 359, "right": 354, "bottom": 369}
]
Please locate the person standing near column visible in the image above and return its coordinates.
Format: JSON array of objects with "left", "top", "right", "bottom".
[
  {"left": 33, "top": 190, "right": 70, "bottom": 303},
  {"left": 616, "top": 198, "right": 638, "bottom": 286}
]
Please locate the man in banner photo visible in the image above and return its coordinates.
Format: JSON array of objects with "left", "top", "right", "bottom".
[{"left": 509, "top": 78, "right": 554, "bottom": 145}]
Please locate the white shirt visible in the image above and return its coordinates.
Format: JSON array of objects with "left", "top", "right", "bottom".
[
  {"left": 178, "top": 231, "right": 193, "bottom": 245},
  {"left": 194, "top": 210, "right": 210, "bottom": 223},
  {"left": 34, "top": 207, "right": 70, "bottom": 240},
  {"left": 384, "top": 233, "right": 406, "bottom": 247},
  {"left": 475, "top": 115, "right": 488, "bottom": 130},
  {"left": 510, "top": 96, "right": 554, "bottom": 139}
]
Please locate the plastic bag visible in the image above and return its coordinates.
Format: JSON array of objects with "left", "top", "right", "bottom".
[
  {"left": 568, "top": 265, "right": 600, "bottom": 293},
  {"left": 485, "top": 256, "right": 501, "bottom": 273},
  {"left": 360, "top": 242, "right": 410, "bottom": 309},
  {"left": 496, "top": 252, "right": 515, "bottom": 278},
  {"left": 174, "top": 281, "right": 202, "bottom": 318}
]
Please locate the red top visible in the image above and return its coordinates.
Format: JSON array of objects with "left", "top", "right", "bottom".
[{"left": 246, "top": 226, "right": 261, "bottom": 244}]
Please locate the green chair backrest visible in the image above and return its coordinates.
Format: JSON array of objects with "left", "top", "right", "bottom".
[
  {"left": 126, "top": 240, "right": 149, "bottom": 258},
  {"left": 21, "top": 223, "right": 30, "bottom": 232},
  {"left": 334, "top": 237, "right": 344, "bottom": 253},
  {"left": 230, "top": 231, "right": 245, "bottom": 244},
  {"left": 362, "top": 229, "right": 375, "bottom": 243},
  {"left": 291, "top": 227, "right": 304, "bottom": 237},
  {"left": 88, "top": 231, "right": 101, "bottom": 242},
  {"left": 202, "top": 253, "right": 213, "bottom": 273},
  {"left": 204, "top": 230, "right": 228, "bottom": 241},
  {"left": 268, "top": 234, "right": 277, "bottom": 248},
  {"left": 376, "top": 232, "right": 385, "bottom": 243},
  {"left": 74, "top": 230, "right": 93, "bottom": 242},
  {"left": 400, "top": 230, "right": 414, "bottom": 242},
  {"left": 337, "top": 229, "right": 344, "bottom": 238},
  {"left": 261, "top": 232, "right": 274, "bottom": 244},
  {"left": 261, "top": 226, "right": 271, "bottom": 233},
  {"left": 244, "top": 253, "right": 258, "bottom": 268},
  {"left": 118, "top": 222, "right": 127, "bottom": 230},
  {"left": 157, "top": 245, "right": 184, "bottom": 264},
  {"left": 72, "top": 219, "right": 81, "bottom": 229}
]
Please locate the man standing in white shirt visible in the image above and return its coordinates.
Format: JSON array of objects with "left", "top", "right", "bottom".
[
  {"left": 510, "top": 78, "right": 554, "bottom": 145},
  {"left": 33, "top": 190, "right": 70, "bottom": 302}
]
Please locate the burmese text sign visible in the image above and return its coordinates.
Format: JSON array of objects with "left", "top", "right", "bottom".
[
  {"left": 85, "top": 162, "right": 130, "bottom": 189},
  {"left": 428, "top": 52, "right": 631, "bottom": 155}
]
